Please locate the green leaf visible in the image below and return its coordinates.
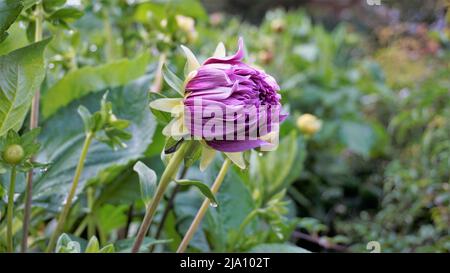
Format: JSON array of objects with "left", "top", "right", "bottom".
[
  {"left": 0, "top": 23, "right": 28, "bottom": 55},
  {"left": 163, "top": 64, "right": 184, "bottom": 95},
  {"left": 212, "top": 162, "right": 255, "bottom": 232},
  {"left": 96, "top": 204, "right": 128, "bottom": 237},
  {"left": 41, "top": 53, "right": 151, "bottom": 119},
  {"left": 0, "top": 38, "right": 51, "bottom": 137},
  {"left": 339, "top": 121, "right": 375, "bottom": 158},
  {"left": 133, "top": 161, "right": 157, "bottom": 205},
  {"left": 43, "top": 0, "right": 66, "bottom": 12},
  {"left": 176, "top": 179, "right": 218, "bottom": 206},
  {"left": 248, "top": 243, "right": 310, "bottom": 253},
  {"left": 98, "top": 244, "right": 115, "bottom": 253},
  {"left": 48, "top": 7, "right": 83, "bottom": 22},
  {"left": 0, "top": 0, "right": 24, "bottom": 42},
  {"left": 85, "top": 236, "right": 100, "bottom": 253},
  {"left": 32, "top": 76, "right": 157, "bottom": 207},
  {"left": 257, "top": 132, "right": 305, "bottom": 197},
  {"left": 56, "top": 233, "right": 81, "bottom": 253}
]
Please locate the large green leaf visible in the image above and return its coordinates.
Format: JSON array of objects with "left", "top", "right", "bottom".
[
  {"left": 32, "top": 76, "right": 157, "bottom": 208},
  {"left": 0, "top": 0, "right": 24, "bottom": 43},
  {"left": 41, "top": 53, "right": 151, "bottom": 119},
  {"left": 0, "top": 38, "right": 50, "bottom": 136},
  {"left": 339, "top": 121, "right": 375, "bottom": 158}
]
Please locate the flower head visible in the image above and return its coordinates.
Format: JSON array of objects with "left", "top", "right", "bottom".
[
  {"left": 150, "top": 38, "right": 286, "bottom": 169},
  {"left": 184, "top": 38, "right": 286, "bottom": 152}
]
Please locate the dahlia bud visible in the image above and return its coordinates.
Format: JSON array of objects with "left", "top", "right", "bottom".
[
  {"left": 183, "top": 38, "right": 286, "bottom": 152},
  {"left": 151, "top": 38, "right": 287, "bottom": 153},
  {"left": 297, "top": 114, "right": 322, "bottom": 136},
  {"left": 2, "top": 144, "right": 25, "bottom": 165}
]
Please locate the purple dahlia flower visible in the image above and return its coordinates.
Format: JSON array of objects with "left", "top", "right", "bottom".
[{"left": 183, "top": 38, "right": 286, "bottom": 152}]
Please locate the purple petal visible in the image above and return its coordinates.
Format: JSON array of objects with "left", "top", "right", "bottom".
[
  {"left": 206, "top": 139, "right": 266, "bottom": 152},
  {"left": 203, "top": 37, "right": 245, "bottom": 65}
]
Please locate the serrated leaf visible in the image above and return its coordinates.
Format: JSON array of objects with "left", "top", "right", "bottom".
[
  {"left": 0, "top": 38, "right": 51, "bottom": 136},
  {"left": 42, "top": 53, "right": 151, "bottom": 119},
  {"left": 176, "top": 179, "right": 218, "bottom": 207},
  {"left": 133, "top": 161, "right": 157, "bottom": 205}
]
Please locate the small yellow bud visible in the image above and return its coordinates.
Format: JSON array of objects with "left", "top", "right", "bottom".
[
  {"left": 175, "top": 15, "right": 195, "bottom": 33},
  {"left": 2, "top": 144, "right": 25, "bottom": 165},
  {"left": 297, "top": 114, "right": 322, "bottom": 136}
]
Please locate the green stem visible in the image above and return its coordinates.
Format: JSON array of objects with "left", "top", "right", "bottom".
[
  {"left": 21, "top": 0, "right": 44, "bottom": 253},
  {"left": 103, "top": 11, "right": 115, "bottom": 60},
  {"left": 176, "top": 158, "right": 231, "bottom": 253},
  {"left": 74, "top": 217, "right": 88, "bottom": 237},
  {"left": 46, "top": 132, "right": 94, "bottom": 252},
  {"left": 131, "top": 141, "right": 193, "bottom": 253},
  {"left": 7, "top": 166, "right": 17, "bottom": 252},
  {"left": 87, "top": 187, "right": 96, "bottom": 239}
]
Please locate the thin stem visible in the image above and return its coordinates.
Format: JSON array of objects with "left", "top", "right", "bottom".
[
  {"left": 7, "top": 166, "right": 17, "bottom": 252},
  {"left": 21, "top": 0, "right": 44, "bottom": 253},
  {"left": 177, "top": 158, "right": 231, "bottom": 253},
  {"left": 74, "top": 217, "right": 88, "bottom": 237},
  {"left": 87, "top": 187, "right": 96, "bottom": 239},
  {"left": 122, "top": 204, "right": 134, "bottom": 239},
  {"left": 46, "top": 132, "right": 94, "bottom": 252},
  {"left": 149, "top": 165, "right": 188, "bottom": 252},
  {"left": 131, "top": 142, "right": 192, "bottom": 253}
]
